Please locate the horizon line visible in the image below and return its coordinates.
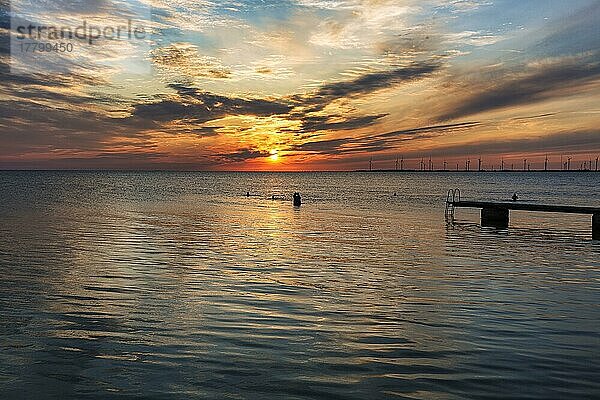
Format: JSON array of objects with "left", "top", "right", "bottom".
[{"left": 1, "top": 169, "right": 599, "bottom": 173}]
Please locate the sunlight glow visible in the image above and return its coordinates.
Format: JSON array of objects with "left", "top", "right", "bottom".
[{"left": 270, "top": 150, "right": 279, "bottom": 162}]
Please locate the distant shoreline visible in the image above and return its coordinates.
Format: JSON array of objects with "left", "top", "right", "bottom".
[
  {"left": 0, "top": 169, "right": 598, "bottom": 173},
  {"left": 353, "top": 169, "right": 599, "bottom": 173}
]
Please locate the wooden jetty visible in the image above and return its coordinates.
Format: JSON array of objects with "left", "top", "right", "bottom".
[{"left": 446, "top": 189, "right": 600, "bottom": 239}]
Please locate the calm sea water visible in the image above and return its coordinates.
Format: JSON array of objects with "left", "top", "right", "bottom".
[{"left": 0, "top": 171, "right": 599, "bottom": 399}]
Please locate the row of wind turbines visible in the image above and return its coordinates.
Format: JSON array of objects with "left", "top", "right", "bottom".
[{"left": 367, "top": 155, "right": 600, "bottom": 172}]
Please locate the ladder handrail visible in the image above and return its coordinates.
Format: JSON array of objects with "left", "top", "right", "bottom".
[{"left": 445, "top": 188, "right": 461, "bottom": 223}]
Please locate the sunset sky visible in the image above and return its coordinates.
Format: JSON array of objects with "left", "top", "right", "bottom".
[{"left": 1, "top": 0, "right": 599, "bottom": 170}]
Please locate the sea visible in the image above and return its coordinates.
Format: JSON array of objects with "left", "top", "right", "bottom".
[{"left": 0, "top": 171, "right": 599, "bottom": 399}]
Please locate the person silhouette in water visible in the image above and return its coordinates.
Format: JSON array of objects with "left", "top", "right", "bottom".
[{"left": 512, "top": 193, "right": 519, "bottom": 202}]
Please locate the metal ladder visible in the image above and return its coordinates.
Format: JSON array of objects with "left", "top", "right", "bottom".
[{"left": 445, "top": 188, "right": 461, "bottom": 223}]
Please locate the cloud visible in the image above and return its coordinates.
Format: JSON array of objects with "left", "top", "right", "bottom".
[
  {"left": 151, "top": 43, "right": 232, "bottom": 80},
  {"left": 534, "top": 2, "right": 600, "bottom": 57},
  {"left": 436, "top": 0, "right": 492, "bottom": 13},
  {"left": 297, "top": 113, "right": 388, "bottom": 133},
  {"left": 443, "top": 30, "right": 504, "bottom": 47},
  {"left": 0, "top": 151, "right": 194, "bottom": 170},
  {"left": 404, "top": 129, "right": 600, "bottom": 159},
  {"left": 290, "top": 121, "right": 480, "bottom": 154},
  {"left": 131, "top": 83, "right": 293, "bottom": 124},
  {"left": 374, "top": 121, "right": 480, "bottom": 138},
  {"left": 301, "top": 0, "right": 495, "bottom": 55},
  {"left": 433, "top": 3, "right": 600, "bottom": 122},
  {"left": 0, "top": 100, "right": 152, "bottom": 162},
  {"left": 148, "top": 0, "right": 238, "bottom": 33},
  {"left": 20, "top": 0, "right": 117, "bottom": 16},
  {"left": 437, "top": 55, "right": 600, "bottom": 121},
  {"left": 184, "top": 125, "right": 223, "bottom": 136},
  {"left": 285, "top": 61, "right": 443, "bottom": 123},
  {"left": 0, "top": 52, "right": 148, "bottom": 159},
  {"left": 320, "top": 128, "right": 600, "bottom": 169},
  {"left": 292, "top": 137, "right": 349, "bottom": 152},
  {"left": 218, "top": 148, "right": 270, "bottom": 161},
  {"left": 308, "top": 61, "right": 441, "bottom": 101},
  {"left": 129, "top": 61, "right": 440, "bottom": 135},
  {"left": 0, "top": 0, "right": 8, "bottom": 58}
]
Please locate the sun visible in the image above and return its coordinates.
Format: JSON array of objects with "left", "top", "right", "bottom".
[{"left": 269, "top": 149, "right": 279, "bottom": 162}]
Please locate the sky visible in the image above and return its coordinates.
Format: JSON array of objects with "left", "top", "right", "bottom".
[{"left": 0, "top": 0, "right": 599, "bottom": 171}]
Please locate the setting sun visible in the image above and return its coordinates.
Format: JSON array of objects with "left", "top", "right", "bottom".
[{"left": 269, "top": 150, "right": 279, "bottom": 162}]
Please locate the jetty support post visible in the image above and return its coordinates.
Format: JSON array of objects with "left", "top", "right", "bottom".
[
  {"left": 481, "top": 207, "right": 509, "bottom": 228},
  {"left": 593, "top": 213, "right": 600, "bottom": 240}
]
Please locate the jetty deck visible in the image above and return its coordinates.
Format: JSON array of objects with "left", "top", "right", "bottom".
[
  {"left": 445, "top": 190, "right": 600, "bottom": 239},
  {"left": 451, "top": 201, "right": 600, "bottom": 215}
]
